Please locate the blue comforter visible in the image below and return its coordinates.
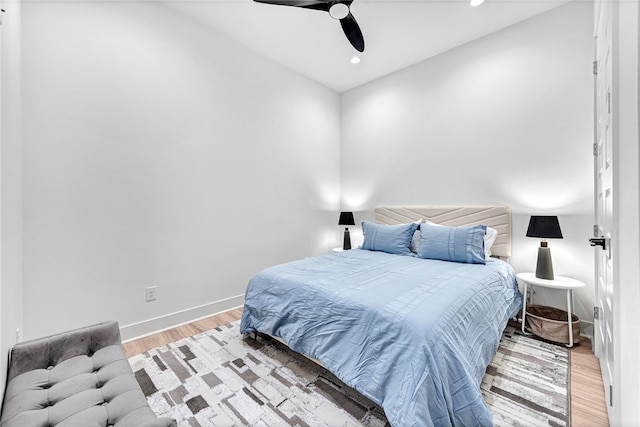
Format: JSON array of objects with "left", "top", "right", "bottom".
[{"left": 240, "top": 249, "right": 522, "bottom": 426}]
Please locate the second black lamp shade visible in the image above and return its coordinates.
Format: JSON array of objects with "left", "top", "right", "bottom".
[{"left": 526, "top": 216, "right": 563, "bottom": 280}]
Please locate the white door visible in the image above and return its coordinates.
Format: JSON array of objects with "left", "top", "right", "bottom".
[{"left": 592, "top": 0, "right": 614, "bottom": 419}]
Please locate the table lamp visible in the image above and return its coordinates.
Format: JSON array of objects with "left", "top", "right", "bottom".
[
  {"left": 526, "top": 215, "right": 563, "bottom": 280},
  {"left": 338, "top": 212, "right": 356, "bottom": 250}
]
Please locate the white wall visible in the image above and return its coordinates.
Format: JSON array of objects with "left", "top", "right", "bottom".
[
  {"left": 341, "top": 3, "right": 595, "bottom": 329},
  {"left": 0, "top": 0, "right": 23, "bottom": 404},
  {"left": 21, "top": 1, "right": 340, "bottom": 340}
]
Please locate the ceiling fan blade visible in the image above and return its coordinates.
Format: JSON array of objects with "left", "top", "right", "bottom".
[
  {"left": 255, "top": 0, "right": 364, "bottom": 51},
  {"left": 340, "top": 12, "right": 365, "bottom": 52},
  {"left": 253, "top": 0, "right": 330, "bottom": 12}
]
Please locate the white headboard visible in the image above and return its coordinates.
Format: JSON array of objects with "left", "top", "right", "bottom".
[{"left": 374, "top": 206, "right": 512, "bottom": 259}]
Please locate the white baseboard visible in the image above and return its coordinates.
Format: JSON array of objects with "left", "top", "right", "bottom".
[{"left": 120, "top": 294, "right": 245, "bottom": 342}]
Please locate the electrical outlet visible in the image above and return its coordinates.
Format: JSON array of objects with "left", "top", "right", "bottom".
[
  {"left": 146, "top": 286, "right": 157, "bottom": 302},
  {"left": 15, "top": 327, "right": 21, "bottom": 343}
]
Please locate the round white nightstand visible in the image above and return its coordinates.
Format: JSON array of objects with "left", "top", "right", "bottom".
[{"left": 516, "top": 272, "right": 586, "bottom": 347}]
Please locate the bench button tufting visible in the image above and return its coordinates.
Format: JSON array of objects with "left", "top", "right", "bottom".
[{"left": 4, "top": 322, "right": 165, "bottom": 427}]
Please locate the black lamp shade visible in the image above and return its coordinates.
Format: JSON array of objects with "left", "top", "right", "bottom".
[
  {"left": 338, "top": 212, "right": 356, "bottom": 226},
  {"left": 338, "top": 212, "right": 355, "bottom": 250},
  {"left": 526, "top": 216, "right": 563, "bottom": 239},
  {"left": 526, "top": 215, "right": 562, "bottom": 280}
]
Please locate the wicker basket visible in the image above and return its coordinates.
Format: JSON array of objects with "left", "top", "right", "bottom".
[{"left": 526, "top": 304, "right": 580, "bottom": 345}]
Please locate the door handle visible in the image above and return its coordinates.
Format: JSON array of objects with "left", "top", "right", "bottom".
[{"left": 590, "top": 237, "right": 607, "bottom": 250}]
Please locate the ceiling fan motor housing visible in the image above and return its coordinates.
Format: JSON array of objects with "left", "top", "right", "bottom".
[{"left": 329, "top": 2, "right": 350, "bottom": 20}]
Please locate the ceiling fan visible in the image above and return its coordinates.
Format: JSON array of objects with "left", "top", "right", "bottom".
[{"left": 253, "top": 0, "right": 365, "bottom": 52}]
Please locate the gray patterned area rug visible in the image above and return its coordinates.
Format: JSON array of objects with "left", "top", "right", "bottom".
[{"left": 128, "top": 322, "right": 569, "bottom": 427}]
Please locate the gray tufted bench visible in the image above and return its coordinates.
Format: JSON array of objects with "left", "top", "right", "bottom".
[{"left": 0, "top": 321, "right": 175, "bottom": 427}]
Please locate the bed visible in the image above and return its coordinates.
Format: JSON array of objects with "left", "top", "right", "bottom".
[{"left": 240, "top": 206, "right": 522, "bottom": 426}]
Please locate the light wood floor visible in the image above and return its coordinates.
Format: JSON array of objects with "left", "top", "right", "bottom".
[
  {"left": 123, "top": 308, "right": 244, "bottom": 358},
  {"left": 123, "top": 308, "right": 610, "bottom": 426},
  {"left": 571, "top": 338, "right": 610, "bottom": 426}
]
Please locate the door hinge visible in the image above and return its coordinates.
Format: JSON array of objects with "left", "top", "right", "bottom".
[
  {"left": 593, "top": 143, "right": 598, "bottom": 156},
  {"left": 593, "top": 60, "right": 599, "bottom": 75},
  {"left": 594, "top": 306, "right": 600, "bottom": 320}
]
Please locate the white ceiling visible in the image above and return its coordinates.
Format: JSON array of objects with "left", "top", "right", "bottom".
[{"left": 166, "top": 0, "right": 570, "bottom": 92}]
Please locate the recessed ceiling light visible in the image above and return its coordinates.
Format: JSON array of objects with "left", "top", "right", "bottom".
[
  {"left": 470, "top": 0, "right": 485, "bottom": 6},
  {"left": 350, "top": 56, "right": 361, "bottom": 64}
]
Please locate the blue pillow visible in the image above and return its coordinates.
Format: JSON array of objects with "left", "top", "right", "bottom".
[
  {"left": 361, "top": 221, "right": 419, "bottom": 256},
  {"left": 418, "top": 223, "right": 486, "bottom": 264}
]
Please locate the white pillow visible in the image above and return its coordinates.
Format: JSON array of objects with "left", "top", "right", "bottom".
[
  {"left": 409, "top": 220, "right": 423, "bottom": 254},
  {"left": 484, "top": 226, "right": 499, "bottom": 258},
  {"left": 416, "top": 220, "right": 498, "bottom": 259}
]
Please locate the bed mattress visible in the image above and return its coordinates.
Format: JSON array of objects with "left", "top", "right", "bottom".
[{"left": 240, "top": 249, "right": 522, "bottom": 426}]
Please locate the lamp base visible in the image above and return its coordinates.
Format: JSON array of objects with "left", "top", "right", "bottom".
[
  {"left": 343, "top": 228, "right": 351, "bottom": 250},
  {"left": 535, "top": 246, "right": 554, "bottom": 280}
]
